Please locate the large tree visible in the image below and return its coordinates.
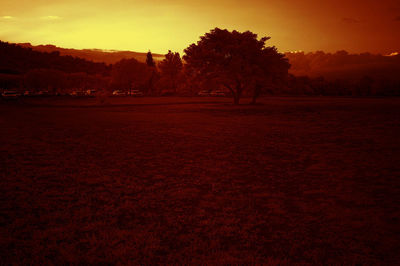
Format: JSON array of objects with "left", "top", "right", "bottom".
[
  {"left": 250, "top": 46, "right": 291, "bottom": 104},
  {"left": 183, "top": 28, "right": 290, "bottom": 104}
]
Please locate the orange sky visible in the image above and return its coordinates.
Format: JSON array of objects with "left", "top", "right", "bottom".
[{"left": 1, "top": 0, "right": 399, "bottom": 54}]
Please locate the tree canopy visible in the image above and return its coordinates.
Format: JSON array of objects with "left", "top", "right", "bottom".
[
  {"left": 158, "top": 50, "right": 183, "bottom": 94},
  {"left": 183, "top": 28, "right": 290, "bottom": 104},
  {"left": 111, "top": 58, "right": 152, "bottom": 93},
  {"left": 0, "top": 41, "right": 110, "bottom": 76}
]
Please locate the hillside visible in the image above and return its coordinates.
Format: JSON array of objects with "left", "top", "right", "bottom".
[
  {"left": 18, "top": 43, "right": 165, "bottom": 65},
  {"left": 286, "top": 50, "right": 400, "bottom": 81},
  {"left": 0, "top": 41, "right": 110, "bottom": 75}
]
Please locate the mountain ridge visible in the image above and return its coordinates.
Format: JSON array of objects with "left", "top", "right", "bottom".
[{"left": 17, "top": 43, "right": 165, "bottom": 65}]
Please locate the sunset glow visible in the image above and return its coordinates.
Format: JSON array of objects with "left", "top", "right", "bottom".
[
  {"left": 1, "top": 0, "right": 400, "bottom": 265},
  {"left": 1, "top": 0, "right": 399, "bottom": 53}
]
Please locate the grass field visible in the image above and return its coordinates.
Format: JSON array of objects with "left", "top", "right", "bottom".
[{"left": 1, "top": 96, "right": 399, "bottom": 264}]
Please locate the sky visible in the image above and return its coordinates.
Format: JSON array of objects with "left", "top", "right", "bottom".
[{"left": 0, "top": 0, "right": 399, "bottom": 54}]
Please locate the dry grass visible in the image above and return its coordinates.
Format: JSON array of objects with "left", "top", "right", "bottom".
[{"left": 1, "top": 96, "right": 399, "bottom": 264}]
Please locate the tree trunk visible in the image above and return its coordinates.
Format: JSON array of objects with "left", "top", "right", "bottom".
[
  {"left": 224, "top": 83, "right": 240, "bottom": 105},
  {"left": 251, "top": 95, "right": 257, "bottom": 105},
  {"left": 234, "top": 85, "right": 243, "bottom": 105},
  {"left": 146, "top": 71, "right": 154, "bottom": 95},
  {"left": 251, "top": 85, "right": 261, "bottom": 105},
  {"left": 233, "top": 94, "right": 240, "bottom": 105}
]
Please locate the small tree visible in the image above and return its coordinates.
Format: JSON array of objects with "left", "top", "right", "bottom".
[
  {"left": 111, "top": 58, "right": 151, "bottom": 94},
  {"left": 146, "top": 50, "right": 156, "bottom": 67},
  {"left": 183, "top": 28, "right": 289, "bottom": 104},
  {"left": 158, "top": 50, "right": 183, "bottom": 94},
  {"left": 145, "top": 50, "right": 158, "bottom": 95}
]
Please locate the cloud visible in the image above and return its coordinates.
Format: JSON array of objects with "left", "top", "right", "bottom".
[
  {"left": 395, "top": 16, "right": 400, "bottom": 21},
  {"left": 40, "top": 15, "right": 61, "bottom": 20},
  {"left": 1, "top": 16, "right": 14, "bottom": 20},
  {"left": 341, "top": 17, "right": 360, "bottom": 24}
]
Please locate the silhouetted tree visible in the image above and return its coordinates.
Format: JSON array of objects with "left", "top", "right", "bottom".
[
  {"left": 251, "top": 47, "right": 290, "bottom": 104},
  {"left": 146, "top": 51, "right": 156, "bottom": 67},
  {"left": 111, "top": 58, "right": 151, "bottom": 94},
  {"left": 179, "top": 65, "right": 205, "bottom": 95},
  {"left": 145, "top": 51, "right": 158, "bottom": 95},
  {"left": 183, "top": 28, "right": 289, "bottom": 104},
  {"left": 0, "top": 73, "right": 21, "bottom": 90},
  {"left": 24, "top": 69, "right": 65, "bottom": 93},
  {"left": 158, "top": 50, "right": 183, "bottom": 94}
]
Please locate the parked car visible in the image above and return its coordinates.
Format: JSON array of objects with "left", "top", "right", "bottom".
[
  {"left": 210, "top": 91, "right": 226, "bottom": 97},
  {"left": 37, "top": 90, "right": 49, "bottom": 96},
  {"left": 1, "top": 90, "right": 20, "bottom": 99},
  {"left": 112, "top": 90, "right": 126, "bottom": 96},
  {"left": 198, "top": 90, "right": 211, "bottom": 96},
  {"left": 70, "top": 91, "right": 85, "bottom": 96},
  {"left": 130, "top": 90, "right": 144, "bottom": 96},
  {"left": 86, "top": 90, "right": 97, "bottom": 96}
]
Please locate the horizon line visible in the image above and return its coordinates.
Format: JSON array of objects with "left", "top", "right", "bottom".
[{"left": 1, "top": 39, "right": 399, "bottom": 57}]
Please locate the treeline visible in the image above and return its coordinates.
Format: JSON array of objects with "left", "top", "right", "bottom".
[
  {"left": 0, "top": 41, "right": 110, "bottom": 75},
  {"left": 284, "top": 75, "right": 400, "bottom": 96},
  {"left": 1, "top": 39, "right": 400, "bottom": 98},
  {"left": 0, "top": 40, "right": 212, "bottom": 96},
  {"left": 0, "top": 41, "right": 111, "bottom": 94},
  {"left": 109, "top": 50, "right": 208, "bottom": 96}
]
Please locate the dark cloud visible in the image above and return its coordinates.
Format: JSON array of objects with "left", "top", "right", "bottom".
[
  {"left": 341, "top": 17, "right": 360, "bottom": 24},
  {"left": 395, "top": 16, "right": 400, "bottom": 21}
]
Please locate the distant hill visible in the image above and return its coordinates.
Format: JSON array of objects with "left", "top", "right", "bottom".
[
  {"left": 18, "top": 43, "right": 165, "bottom": 65},
  {"left": 0, "top": 41, "right": 110, "bottom": 75},
  {"left": 285, "top": 50, "right": 400, "bottom": 81}
]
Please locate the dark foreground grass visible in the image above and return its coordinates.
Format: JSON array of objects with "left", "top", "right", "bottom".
[{"left": 1, "top": 97, "right": 399, "bottom": 264}]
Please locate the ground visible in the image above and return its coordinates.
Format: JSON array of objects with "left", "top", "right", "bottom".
[{"left": 1, "top": 96, "right": 399, "bottom": 264}]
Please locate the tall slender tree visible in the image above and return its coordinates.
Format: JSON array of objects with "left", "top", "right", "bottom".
[
  {"left": 145, "top": 50, "right": 158, "bottom": 95},
  {"left": 146, "top": 51, "right": 156, "bottom": 67}
]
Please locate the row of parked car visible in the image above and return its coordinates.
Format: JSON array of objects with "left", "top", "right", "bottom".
[
  {"left": 1, "top": 90, "right": 21, "bottom": 98},
  {"left": 1, "top": 89, "right": 145, "bottom": 98},
  {"left": 1, "top": 89, "right": 145, "bottom": 97},
  {"left": 2, "top": 89, "right": 228, "bottom": 99},
  {"left": 0, "top": 89, "right": 98, "bottom": 99},
  {"left": 112, "top": 90, "right": 144, "bottom": 96},
  {"left": 198, "top": 90, "right": 226, "bottom": 97}
]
